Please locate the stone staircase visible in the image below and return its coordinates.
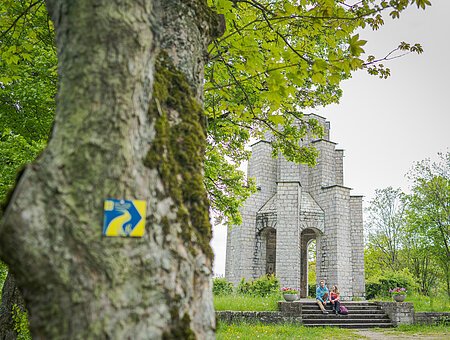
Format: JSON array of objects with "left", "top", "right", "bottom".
[{"left": 301, "top": 301, "right": 393, "bottom": 328}]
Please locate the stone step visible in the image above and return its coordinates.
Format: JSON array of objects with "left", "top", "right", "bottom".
[
  {"left": 300, "top": 301, "right": 377, "bottom": 306},
  {"left": 303, "top": 322, "right": 394, "bottom": 328},
  {"left": 301, "top": 302, "right": 379, "bottom": 307},
  {"left": 302, "top": 313, "right": 390, "bottom": 319},
  {"left": 302, "top": 306, "right": 382, "bottom": 311},
  {"left": 303, "top": 318, "right": 392, "bottom": 324},
  {"left": 303, "top": 305, "right": 379, "bottom": 309},
  {"left": 302, "top": 309, "right": 384, "bottom": 314}
]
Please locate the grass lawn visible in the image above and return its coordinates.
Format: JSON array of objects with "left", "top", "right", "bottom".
[
  {"left": 216, "top": 322, "right": 362, "bottom": 339},
  {"left": 216, "top": 323, "right": 450, "bottom": 339},
  {"left": 371, "top": 294, "right": 450, "bottom": 312},
  {"left": 214, "top": 294, "right": 281, "bottom": 311},
  {"left": 214, "top": 293, "right": 450, "bottom": 313}
]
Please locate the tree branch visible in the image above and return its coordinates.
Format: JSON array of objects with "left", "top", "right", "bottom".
[{"left": 0, "top": 1, "right": 42, "bottom": 40}]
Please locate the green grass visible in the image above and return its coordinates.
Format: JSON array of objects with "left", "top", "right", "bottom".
[
  {"left": 407, "top": 294, "right": 450, "bottom": 312},
  {"left": 215, "top": 293, "right": 450, "bottom": 312},
  {"left": 216, "top": 323, "right": 450, "bottom": 339},
  {"left": 371, "top": 294, "right": 450, "bottom": 312},
  {"left": 216, "top": 322, "right": 362, "bottom": 340},
  {"left": 214, "top": 294, "right": 281, "bottom": 311}
]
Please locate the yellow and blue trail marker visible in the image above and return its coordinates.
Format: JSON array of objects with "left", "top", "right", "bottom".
[{"left": 103, "top": 199, "right": 146, "bottom": 237}]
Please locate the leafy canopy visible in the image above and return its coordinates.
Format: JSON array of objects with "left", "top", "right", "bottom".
[
  {"left": 205, "top": 0, "right": 428, "bottom": 224},
  {"left": 0, "top": 0, "right": 56, "bottom": 201},
  {"left": 0, "top": 0, "right": 431, "bottom": 226}
]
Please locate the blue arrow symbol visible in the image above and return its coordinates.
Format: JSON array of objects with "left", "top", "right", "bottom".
[{"left": 122, "top": 201, "right": 142, "bottom": 235}]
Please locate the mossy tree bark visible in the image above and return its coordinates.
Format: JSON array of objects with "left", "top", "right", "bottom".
[{"left": 0, "top": 0, "right": 221, "bottom": 338}]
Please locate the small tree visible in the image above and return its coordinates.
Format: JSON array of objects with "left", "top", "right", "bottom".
[
  {"left": 366, "top": 187, "right": 407, "bottom": 271},
  {"left": 406, "top": 152, "right": 450, "bottom": 297}
]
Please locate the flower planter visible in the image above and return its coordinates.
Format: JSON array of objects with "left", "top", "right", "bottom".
[
  {"left": 393, "top": 294, "right": 406, "bottom": 302},
  {"left": 283, "top": 293, "right": 298, "bottom": 302}
]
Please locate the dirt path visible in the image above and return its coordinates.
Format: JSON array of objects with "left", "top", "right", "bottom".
[{"left": 355, "top": 329, "right": 449, "bottom": 340}]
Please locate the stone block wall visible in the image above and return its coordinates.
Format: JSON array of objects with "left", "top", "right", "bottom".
[
  {"left": 276, "top": 182, "right": 301, "bottom": 289},
  {"left": 226, "top": 141, "right": 277, "bottom": 284},
  {"left": 350, "top": 196, "right": 365, "bottom": 298},
  {"left": 319, "top": 186, "right": 353, "bottom": 298},
  {"left": 414, "top": 312, "right": 450, "bottom": 325},
  {"left": 334, "top": 150, "right": 344, "bottom": 186},
  {"left": 216, "top": 311, "right": 302, "bottom": 325},
  {"left": 376, "top": 302, "right": 415, "bottom": 326}
]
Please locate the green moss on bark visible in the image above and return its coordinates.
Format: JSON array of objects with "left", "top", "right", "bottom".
[
  {"left": 144, "top": 52, "right": 213, "bottom": 260},
  {"left": 163, "top": 310, "right": 195, "bottom": 340}
]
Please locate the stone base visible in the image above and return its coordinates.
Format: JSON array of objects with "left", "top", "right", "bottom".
[
  {"left": 414, "top": 312, "right": 450, "bottom": 325},
  {"left": 375, "top": 301, "right": 414, "bottom": 326},
  {"left": 278, "top": 301, "right": 303, "bottom": 316},
  {"left": 216, "top": 311, "right": 301, "bottom": 325}
]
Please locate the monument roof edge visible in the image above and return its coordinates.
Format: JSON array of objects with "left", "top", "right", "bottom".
[{"left": 250, "top": 140, "right": 271, "bottom": 147}]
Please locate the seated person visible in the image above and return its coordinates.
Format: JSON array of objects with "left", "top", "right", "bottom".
[
  {"left": 316, "top": 280, "right": 329, "bottom": 314},
  {"left": 330, "top": 285, "right": 341, "bottom": 314}
]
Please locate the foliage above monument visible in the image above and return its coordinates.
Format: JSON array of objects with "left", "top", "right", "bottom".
[
  {"left": 0, "top": 0, "right": 431, "bottom": 226},
  {"left": 205, "top": 0, "right": 428, "bottom": 224}
]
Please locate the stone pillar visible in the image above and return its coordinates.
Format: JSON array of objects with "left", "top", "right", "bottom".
[
  {"left": 350, "top": 196, "right": 365, "bottom": 298},
  {"left": 319, "top": 186, "right": 353, "bottom": 299},
  {"left": 309, "top": 140, "right": 337, "bottom": 192},
  {"left": 334, "top": 150, "right": 344, "bottom": 186},
  {"left": 226, "top": 141, "right": 277, "bottom": 284},
  {"left": 276, "top": 181, "right": 301, "bottom": 289}
]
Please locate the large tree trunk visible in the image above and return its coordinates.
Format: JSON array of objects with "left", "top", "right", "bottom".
[{"left": 0, "top": 0, "right": 221, "bottom": 338}]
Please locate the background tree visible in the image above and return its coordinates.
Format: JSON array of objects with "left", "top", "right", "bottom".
[
  {"left": 402, "top": 229, "right": 441, "bottom": 295},
  {"left": 0, "top": 0, "right": 432, "bottom": 337},
  {"left": 0, "top": 1, "right": 56, "bottom": 337},
  {"left": 365, "top": 187, "right": 407, "bottom": 271},
  {"left": 364, "top": 153, "right": 449, "bottom": 298},
  {"left": 406, "top": 152, "right": 450, "bottom": 296}
]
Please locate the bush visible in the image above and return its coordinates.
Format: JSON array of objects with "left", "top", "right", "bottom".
[
  {"left": 213, "top": 277, "right": 234, "bottom": 296},
  {"left": 366, "top": 269, "right": 417, "bottom": 299},
  {"left": 308, "top": 284, "right": 316, "bottom": 298},
  {"left": 237, "top": 275, "right": 280, "bottom": 297}
]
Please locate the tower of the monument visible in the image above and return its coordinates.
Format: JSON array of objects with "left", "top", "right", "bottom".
[{"left": 225, "top": 114, "right": 365, "bottom": 299}]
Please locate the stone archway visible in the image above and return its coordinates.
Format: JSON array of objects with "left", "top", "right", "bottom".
[
  {"left": 300, "top": 228, "right": 321, "bottom": 298},
  {"left": 264, "top": 228, "right": 276, "bottom": 275},
  {"left": 253, "top": 226, "right": 277, "bottom": 278}
]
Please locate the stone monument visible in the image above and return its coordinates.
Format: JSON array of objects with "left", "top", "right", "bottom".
[{"left": 225, "top": 114, "right": 365, "bottom": 299}]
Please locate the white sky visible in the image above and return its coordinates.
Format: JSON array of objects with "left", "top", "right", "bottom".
[{"left": 211, "top": 2, "right": 450, "bottom": 276}]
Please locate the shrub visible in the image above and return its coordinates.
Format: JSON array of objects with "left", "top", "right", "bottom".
[
  {"left": 366, "top": 280, "right": 382, "bottom": 300},
  {"left": 366, "top": 269, "right": 417, "bottom": 299},
  {"left": 237, "top": 275, "right": 280, "bottom": 297},
  {"left": 308, "top": 284, "right": 316, "bottom": 298},
  {"left": 213, "top": 277, "right": 234, "bottom": 296}
]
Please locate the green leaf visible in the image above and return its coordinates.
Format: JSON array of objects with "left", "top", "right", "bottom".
[{"left": 348, "top": 34, "right": 367, "bottom": 57}]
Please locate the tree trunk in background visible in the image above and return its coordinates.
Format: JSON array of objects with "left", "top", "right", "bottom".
[
  {"left": 0, "top": 273, "right": 26, "bottom": 340},
  {"left": 0, "top": 0, "right": 222, "bottom": 338}
]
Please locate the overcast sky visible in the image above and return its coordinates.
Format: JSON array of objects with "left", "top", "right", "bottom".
[{"left": 211, "top": 2, "right": 450, "bottom": 276}]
